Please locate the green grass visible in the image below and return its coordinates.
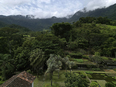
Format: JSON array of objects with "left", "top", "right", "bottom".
[
  {"left": 112, "top": 58, "right": 116, "bottom": 61},
  {"left": 97, "top": 80, "right": 107, "bottom": 87},
  {"left": 106, "top": 25, "right": 116, "bottom": 29},
  {"left": 102, "top": 57, "right": 109, "bottom": 60},
  {"left": 34, "top": 70, "right": 116, "bottom": 87},
  {"left": 73, "top": 59, "right": 83, "bottom": 63},
  {"left": 112, "top": 81, "right": 116, "bottom": 85},
  {"left": 34, "top": 71, "right": 66, "bottom": 87},
  {"left": 85, "top": 71, "right": 93, "bottom": 74}
]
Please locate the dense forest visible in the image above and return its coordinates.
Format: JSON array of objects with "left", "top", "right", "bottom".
[{"left": 0, "top": 16, "right": 116, "bottom": 86}]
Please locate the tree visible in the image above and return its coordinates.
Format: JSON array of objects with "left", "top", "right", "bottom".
[
  {"left": 65, "top": 72, "right": 88, "bottom": 87},
  {"left": 0, "top": 54, "right": 14, "bottom": 80},
  {"left": 45, "top": 54, "right": 62, "bottom": 86},
  {"left": 29, "top": 48, "right": 45, "bottom": 76},
  {"left": 62, "top": 57, "right": 75, "bottom": 73},
  {"left": 13, "top": 47, "right": 30, "bottom": 70},
  {"left": 68, "top": 61, "right": 75, "bottom": 73},
  {"left": 62, "top": 57, "right": 70, "bottom": 72},
  {"left": 51, "top": 22, "right": 72, "bottom": 41},
  {"left": 0, "top": 27, "right": 19, "bottom": 54}
]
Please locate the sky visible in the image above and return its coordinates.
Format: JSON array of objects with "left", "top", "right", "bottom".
[{"left": 0, "top": 0, "right": 116, "bottom": 18}]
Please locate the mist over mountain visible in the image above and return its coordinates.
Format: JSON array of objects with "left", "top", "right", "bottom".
[
  {"left": 0, "top": 3, "right": 116, "bottom": 31},
  {"left": 70, "top": 3, "right": 116, "bottom": 22}
]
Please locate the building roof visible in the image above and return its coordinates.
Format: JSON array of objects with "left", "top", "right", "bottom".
[{"left": 0, "top": 71, "right": 36, "bottom": 87}]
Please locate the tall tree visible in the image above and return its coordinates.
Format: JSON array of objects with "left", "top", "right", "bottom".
[
  {"left": 29, "top": 48, "right": 45, "bottom": 76},
  {"left": 51, "top": 22, "right": 72, "bottom": 41},
  {"left": 0, "top": 27, "right": 19, "bottom": 54},
  {"left": 45, "top": 54, "right": 62, "bottom": 86}
]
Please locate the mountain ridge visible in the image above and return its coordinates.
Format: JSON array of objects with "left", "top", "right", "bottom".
[{"left": 0, "top": 3, "right": 116, "bottom": 31}]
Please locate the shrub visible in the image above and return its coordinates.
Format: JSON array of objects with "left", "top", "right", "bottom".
[
  {"left": 112, "top": 58, "right": 116, "bottom": 61},
  {"left": 90, "top": 81, "right": 99, "bottom": 87},
  {"left": 72, "top": 64, "right": 78, "bottom": 69},
  {"left": 87, "top": 74, "right": 92, "bottom": 79},
  {"left": 86, "top": 79, "right": 90, "bottom": 83},
  {"left": 105, "top": 82, "right": 115, "bottom": 87},
  {"left": 100, "top": 74, "right": 106, "bottom": 76},
  {"left": 112, "top": 81, "right": 116, "bottom": 85},
  {"left": 80, "top": 72, "right": 86, "bottom": 78},
  {"left": 69, "top": 52, "right": 82, "bottom": 58},
  {"left": 95, "top": 52, "right": 100, "bottom": 56},
  {"left": 102, "top": 57, "right": 109, "bottom": 60},
  {"left": 82, "top": 55, "right": 89, "bottom": 59}
]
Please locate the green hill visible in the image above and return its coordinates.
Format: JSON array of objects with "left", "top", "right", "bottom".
[{"left": 70, "top": 3, "right": 116, "bottom": 22}]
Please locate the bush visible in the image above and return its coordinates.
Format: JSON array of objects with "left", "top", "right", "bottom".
[
  {"left": 102, "top": 57, "right": 109, "bottom": 60},
  {"left": 80, "top": 72, "right": 86, "bottom": 78},
  {"left": 95, "top": 52, "right": 100, "bottom": 56},
  {"left": 74, "top": 59, "right": 83, "bottom": 63},
  {"left": 100, "top": 74, "right": 106, "bottom": 76},
  {"left": 72, "top": 64, "right": 78, "bottom": 69},
  {"left": 90, "top": 81, "right": 99, "bottom": 87},
  {"left": 86, "top": 79, "right": 90, "bottom": 83},
  {"left": 87, "top": 74, "right": 92, "bottom": 79},
  {"left": 112, "top": 81, "right": 116, "bottom": 85},
  {"left": 105, "top": 82, "right": 115, "bottom": 87},
  {"left": 82, "top": 55, "right": 89, "bottom": 59},
  {"left": 69, "top": 52, "right": 82, "bottom": 58}
]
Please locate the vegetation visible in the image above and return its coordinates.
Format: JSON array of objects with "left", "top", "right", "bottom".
[
  {"left": 0, "top": 16, "right": 116, "bottom": 86},
  {"left": 105, "top": 82, "right": 116, "bottom": 87},
  {"left": 64, "top": 72, "right": 88, "bottom": 87},
  {"left": 90, "top": 81, "right": 99, "bottom": 87}
]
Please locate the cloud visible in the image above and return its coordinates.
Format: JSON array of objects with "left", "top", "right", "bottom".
[
  {"left": 85, "top": 0, "right": 116, "bottom": 11},
  {"left": 0, "top": 0, "right": 116, "bottom": 18}
]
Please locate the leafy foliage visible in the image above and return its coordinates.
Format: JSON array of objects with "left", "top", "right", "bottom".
[
  {"left": 64, "top": 72, "right": 88, "bottom": 87},
  {"left": 29, "top": 48, "right": 45, "bottom": 75}
]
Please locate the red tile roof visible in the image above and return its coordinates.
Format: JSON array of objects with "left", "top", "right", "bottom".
[{"left": 0, "top": 71, "right": 36, "bottom": 87}]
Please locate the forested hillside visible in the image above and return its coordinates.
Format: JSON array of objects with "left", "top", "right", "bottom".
[
  {"left": 70, "top": 3, "right": 116, "bottom": 22},
  {"left": 0, "top": 17, "right": 116, "bottom": 85},
  {"left": 0, "top": 15, "right": 67, "bottom": 31}
]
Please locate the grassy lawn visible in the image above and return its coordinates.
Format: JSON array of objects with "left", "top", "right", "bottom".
[
  {"left": 34, "top": 71, "right": 66, "bottom": 87},
  {"left": 97, "top": 80, "right": 107, "bottom": 87}
]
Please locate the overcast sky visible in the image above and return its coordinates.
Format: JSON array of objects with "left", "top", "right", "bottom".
[{"left": 0, "top": 0, "right": 116, "bottom": 18}]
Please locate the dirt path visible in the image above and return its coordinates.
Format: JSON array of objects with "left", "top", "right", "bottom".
[
  {"left": 103, "top": 69, "right": 116, "bottom": 73},
  {"left": 72, "top": 69, "right": 116, "bottom": 73}
]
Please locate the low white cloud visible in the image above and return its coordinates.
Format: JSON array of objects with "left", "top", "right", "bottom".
[
  {"left": 0, "top": 0, "right": 116, "bottom": 18},
  {"left": 86, "top": 0, "right": 116, "bottom": 11}
]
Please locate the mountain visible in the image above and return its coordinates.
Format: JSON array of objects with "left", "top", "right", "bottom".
[
  {"left": 0, "top": 3, "right": 116, "bottom": 31},
  {"left": 0, "top": 15, "right": 67, "bottom": 31},
  {"left": 70, "top": 3, "right": 116, "bottom": 22}
]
